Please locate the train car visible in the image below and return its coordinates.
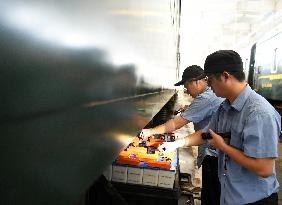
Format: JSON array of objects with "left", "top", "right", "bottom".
[
  {"left": 248, "top": 30, "right": 282, "bottom": 101},
  {"left": 0, "top": 1, "right": 181, "bottom": 204}
]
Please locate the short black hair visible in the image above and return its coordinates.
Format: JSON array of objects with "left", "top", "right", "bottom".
[
  {"left": 204, "top": 50, "right": 243, "bottom": 74},
  {"left": 229, "top": 71, "right": 245, "bottom": 81},
  {"left": 212, "top": 71, "right": 245, "bottom": 82}
]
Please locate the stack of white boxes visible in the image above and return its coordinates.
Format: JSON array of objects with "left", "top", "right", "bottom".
[
  {"left": 111, "top": 164, "right": 127, "bottom": 183},
  {"left": 142, "top": 167, "right": 159, "bottom": 187},
  {"left": 158, "top": 169, "right": 176, "bottom": 188},
  {"left": 127, "top": 166, "right": 143, "bottom": 184},
  {"left": 111, "top": 164, "right": 176, "bottom": 189}
]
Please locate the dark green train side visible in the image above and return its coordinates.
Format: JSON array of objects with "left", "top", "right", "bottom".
[
  {"left": 0, "top": 1, "right": 181, "bottom": 205},
  {"left": 248, "top": 31, "right": 282, "bottom": 101}
]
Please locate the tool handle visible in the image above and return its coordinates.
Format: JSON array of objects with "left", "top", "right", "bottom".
[{"left": 201, "top": 132, "right": 231, "bottom": 140}]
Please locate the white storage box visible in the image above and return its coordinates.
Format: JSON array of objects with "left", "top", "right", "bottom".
[
  {"left": 158, "top": 169, "right": 176, "bottom": 189},
  {"left": 127, "top": 166, "right": 143, "bottom": 184},
  {"left": 142, "top": 167, "right": 159, "bottom": 187},
  {"left": 111, "top": 164, "right": 127, "bottom": 183}
]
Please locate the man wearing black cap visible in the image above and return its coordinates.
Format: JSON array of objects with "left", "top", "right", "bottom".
[
  {"left": 141, "top": 65, "right": 223, "bottom": 205},
  {"left": 160, "top": 50, "right": 280, "bottom": 204}
]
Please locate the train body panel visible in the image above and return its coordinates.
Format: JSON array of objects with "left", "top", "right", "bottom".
[
  {"left": 249, "top": 31, "right": 282, "bottom": 101},
  {"left": 0, "top": 1, "right": 181, "bottom": 204}
]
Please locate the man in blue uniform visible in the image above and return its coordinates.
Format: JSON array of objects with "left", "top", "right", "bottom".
[
  {"left": 141, "top": 65, "right": 223, "bottom": 205},
  {"left": 160, "top": 50, "right": 280, "bottom": 204}
]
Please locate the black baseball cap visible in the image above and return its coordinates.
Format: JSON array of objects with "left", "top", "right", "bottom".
[
  {"left": 204, "top": 50, "right": 243, "bottom": 74},
  {"left": 174, "top": 65, "right": 205, "bottom": 86}
]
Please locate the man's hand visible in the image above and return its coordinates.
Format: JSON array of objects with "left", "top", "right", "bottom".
[
  {"left": 158, "top": 138, "right": 186, "bottom": 154},
  {"left": 180, "top": 105, "right": 189, "bottom": 112},
  {"left": 207, "top": 129, "right": 226, "bottom": 150},
  {"left": 140, "top": 129, "right": 152, "bottom": 139},
  {"left": 208, "top": 129, "right": 274, "bottom": 178}
]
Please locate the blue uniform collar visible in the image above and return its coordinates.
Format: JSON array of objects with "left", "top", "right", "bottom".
[
  {"left": 202, "top": 85, "right": 210, "bottom": 93},
  {"left": 204, "top": 86, "right": 211, "bottom": 93},
  {"left": 197, "top": 86, "right": 210, "bottom": 97},
  {"left": 222, "top": 84, "right": 252, "bottom": 112}
]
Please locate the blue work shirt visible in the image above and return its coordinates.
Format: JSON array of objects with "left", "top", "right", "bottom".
[
  {"left": 181, "top": 86, "right": 224, "bottom": 167},
  {"left": 206, "top": 85, "right": 280, "bottom": 204}
]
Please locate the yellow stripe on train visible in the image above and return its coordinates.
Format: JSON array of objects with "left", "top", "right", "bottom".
[
  {"left": 258, "top": 74, "right": 282, "bottom": 80},
  {"left": 261, "top": 83, "right": 272, "bottom": 88}
]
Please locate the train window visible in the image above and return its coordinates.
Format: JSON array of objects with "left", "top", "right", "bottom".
[
  {"left": 255, "top": 50, "right": 270, "bottom": 74},
  {"left": 255, "top": 42, "right": 275, "bottom": 75},
  {"left": 277, "top": 48, "right": 282, "bottom": 71},
  {"left": 271, "top": 48, "right": 278, "bottom": 73},
  {"left": 254, "top": 50, "right": 262, "bottom": 68}
]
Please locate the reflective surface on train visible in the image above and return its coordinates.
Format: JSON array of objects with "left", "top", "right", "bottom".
[{"left": 0, "top": 1, "right": 181, "bottom": 204}]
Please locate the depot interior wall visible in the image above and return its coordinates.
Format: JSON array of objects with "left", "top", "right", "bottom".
[{"left": 179, "top": 0, "right": 282, "bottom": 72}]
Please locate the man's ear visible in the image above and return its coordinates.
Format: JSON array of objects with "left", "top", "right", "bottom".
[{"left": 222, "top": 71, "right": 231, "bottom": 80}]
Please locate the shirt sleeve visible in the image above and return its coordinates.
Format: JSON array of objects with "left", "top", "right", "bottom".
[
  {"left": 243, "top": 112, "right": 280, "bottom": 158},
  {"left": 180, "top": 96, "right": 214, "bottom": 123},
  {"left": 202, "top": 108, "right": 218, "bottom": 133}
]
